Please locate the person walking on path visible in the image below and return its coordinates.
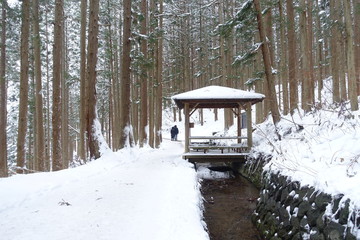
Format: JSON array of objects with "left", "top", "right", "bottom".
[{"left": 171, "top": 125, "right": 179, "bottom": 141}]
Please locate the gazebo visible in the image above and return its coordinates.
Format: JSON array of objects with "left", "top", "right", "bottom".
[{"left": 171, "top": 85, "right": 265, "bottom": 163}]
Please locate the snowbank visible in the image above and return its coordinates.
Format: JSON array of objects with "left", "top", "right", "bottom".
[{"left": 251, "top": 107, "right": 360, "bottom": 238}]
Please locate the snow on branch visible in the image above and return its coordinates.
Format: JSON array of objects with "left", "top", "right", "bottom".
[{"left": 233, "top": 42, "right": 262, "bottom": 66}]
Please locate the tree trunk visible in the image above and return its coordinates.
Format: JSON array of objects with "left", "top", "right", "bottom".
[
  {"left": 155, "top": 0, "right": 164, "bottom": 148},
  {"left": 106, "top": 0, "right": 115, "bottom": 149},
  {"left": 112, "top": 14, "right": 121, "bottom": 150},
  {"left": 87, "top": 0, "right": 104, "bottom": 159},
  {"left": 354, "top": 0, "right": 360, "bottom": 95},
  {"left": 330, "top": 0, "right": 340, "bottom": 103},
  {"left": 315, "top": 0, "right": 323, "bottom": 102},
  {"left": 262, "top": 8, "right": 272, "bottom": 118},
  {"left": 307, "top": 0, "right": 314, "bottom": 104},
  {"left": 79, "top": 0, "right": 88, "bottom": 162},
  {"left": 33, "top": 0, "right": 45, "bottom": 172},
  {"left": 339, "top": 38, "right": 347, "bottom": 101},
  {"left": 344, "top": 0, "right": 358, "bottom": 110},
  {"left": 148, "top": 0, "right": 155, "bottom": 148},
  {"left": 16, "top": 0, "right": 31, "bottom": 173},
  {"left": 44, "top": 2, "right": 51, "bottom": 171},
  {"left": 139, "top": 0, "right": 148, "bottom": 147},
  {"left": 0, "top": 0, "right": 7, "bottom": 177},
  {"left": 119, "top": 0, "right": 133, "bottom": 148},
  {"left": 300, "top": 0, "right": 311, "bottom": 112},
  {"left": 62, "top": 22, "right": 70, "bottom": 168},
  {"left": 279, "top": 0, "right": 289, "bottom": 115},
  {"left": 52, "top": 0, "right": 64, "bottom": 171},
  {"left": 286, "top": 0, "right": 298, "bottom": 114},
  {"left": 253, "top": 0, "right": 280, "bottom": 124},
  {"left": 131, "top": 76, "right": 139, "bottom": 144}
]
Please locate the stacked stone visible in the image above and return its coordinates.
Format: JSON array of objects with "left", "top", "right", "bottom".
[{"left": 253, "top": 172, "right": 359, "bottom": 240}]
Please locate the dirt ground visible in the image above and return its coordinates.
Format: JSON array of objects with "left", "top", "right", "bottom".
[{"left": 201, "top": 174, "right": 262, "bottom": 240}]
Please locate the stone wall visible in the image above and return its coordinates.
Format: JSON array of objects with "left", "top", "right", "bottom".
[
  {"left": 254, "top": 171, "right": 359, "bottom": 239},
  {"left": 237, "top": 158, "right": 359, "bottom": 240}
]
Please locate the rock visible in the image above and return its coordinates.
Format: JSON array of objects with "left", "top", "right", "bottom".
[
  {"left": 279, "top": 174, "right": 289, "bottom": 188},
  {"left": 300, "top": 216, "right": 310, "bottom": 232},
  {"left": 307, "top": 188, "right": 318, "bottom": 205},
  {"left": 338, "top": 199, "right": 350, "bottom": 225},
  {"left": 316, "top": 214, "right": 325, "bottom": 231},
  {"left": 282, "top": 218, "right": 292, "bottom": 231},
  {"left": 277, "top": 227, "right": 290, "bottom": 239},
  {"left": 251, "top": 211, "right": 259, "bottom": 224},
  {"left": 288, "top": 181, "right": 300, "bottom": 192},
  {"left": 281, "top": 187, "right": 290, "bottom": 203},
  {"left": 290, "top": 216, "right": 300, "bottom": 232},
  {"left": 344, "top": 228, "right": 357, "bottom": 240},
  {"left": 275, "top": 201, "right": 282, "bottom": 212},
  {"left": 326, "top": 230, "right": 342, "bottom": 240},
  {"left": 258, "top": 222, "right": 269, "bottom": 238},
  {"left": 278, "top": 206, "right": 290, "bottom": 222},
  {"left": 260, "top": 189, "right": 269, "bottom": 203},
  {"left": 332, "top": 194, "right": 344, "bottom": 213},
  {"left": 324, "top": 221, "right": 345, "bottom": 240},
  {"left": 291, "top": 232, "right": 302, "bottom": 240},
  {"left": 298, "top": 186, "right": 309, "bottom": 200},
  {"left": 304, "top": 186, "right": 315, "bottom": 198},
  {"left": 284, "top": 194, "right": 294, "bottom": 206},
  {"left": 270, "top": 235, "right": 282, "bottom": 240},
  {"left": 307, "top": 207, "right": 321, "bottom": 227},
  {"left": 297, "top": 200, "right": 311, "bottom": 218},
  {"left": 274, "top": 187, "right": 283, "bottom": 202},
  {"left": 255, "top": 202, "right": 264, "bottom": 217},
  {"left": 309, "top": 227, "right": 325, "bottom": 240},
  {"left": 265, "top": 197, "right": 277, "bottom": 212},
  {"left": 314, "top": 192, "right": 332, "bottom": 212}
]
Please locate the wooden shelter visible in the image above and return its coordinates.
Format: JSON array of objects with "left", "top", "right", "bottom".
[{"left": 172, "top": 85, "right": 265, "bottom": 163}]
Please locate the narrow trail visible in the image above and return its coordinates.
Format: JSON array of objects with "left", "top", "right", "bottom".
[{"left": 200, "top": 173, "right": 262, "bottom": 240}]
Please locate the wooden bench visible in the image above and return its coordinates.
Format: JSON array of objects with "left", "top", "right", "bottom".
[
  {"left": 230, "top": 144, "right": 249, "bottom": 153},
  {"left": 189, "top": 136, "right": 248, "bottom": 153},
  {"left": 189, "top": 136, "right": 248, "bottom": 141}
]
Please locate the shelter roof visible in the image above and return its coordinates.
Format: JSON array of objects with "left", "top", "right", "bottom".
[{"left": 171, "top": 85, "right": 265, "bottom": 109}]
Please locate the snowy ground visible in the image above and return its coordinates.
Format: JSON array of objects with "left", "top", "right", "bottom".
[
  {"left": 0, "top": 140, "right": 209, "bottom": 240},
  {"left": 2, "top": 81, "right": 360, "bottom": 239}
]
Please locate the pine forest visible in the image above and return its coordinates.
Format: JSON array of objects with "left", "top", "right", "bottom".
[{"left": 1, "top": 0, "right": 360, "bottom": 177}]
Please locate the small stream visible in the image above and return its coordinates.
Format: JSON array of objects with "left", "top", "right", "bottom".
[{"left": 199, "top": 165, "right": 262, "bottom": 240}]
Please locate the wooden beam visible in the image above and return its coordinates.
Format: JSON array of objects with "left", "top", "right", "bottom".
[
  {"left": 246, "top": 102, "right": 252, "bottom": 148},
  {"left": 189, "top": 103, "right": 199, "bottom": 117},
  {"left": 237, "top": 106, "right": 241, "bottom": 143},
  {"left": 184, "top": 102, "right": 190, "bottom": 152}
]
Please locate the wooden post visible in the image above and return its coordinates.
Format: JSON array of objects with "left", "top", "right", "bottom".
[
  {"left": 246, "top": 103, "right": 252, "bottom": 149},
  {"left": 173, "top": 107, "right": 177, "bottom": 122},
  {"left": 237, "top": 106, "right": 241, "bottom": 143},
  {"left": 184, "top": 103, "right": 190, "bottom": 152}
]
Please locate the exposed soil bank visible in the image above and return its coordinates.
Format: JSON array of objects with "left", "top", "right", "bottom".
[{"left": 201, "top": 174, "right": 262, "bottom": 240}]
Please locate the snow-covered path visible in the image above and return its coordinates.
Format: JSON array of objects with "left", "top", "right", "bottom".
[{"left": 0, "top": 140, "right": 209, "bottom": 240}]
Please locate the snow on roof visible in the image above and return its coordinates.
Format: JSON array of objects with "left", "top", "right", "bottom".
[
  {"left": 172, "top": 85, "right": 265, "bottom": 100},
  {"left": 171, "top": 85, "right": 265, "bottom": 109}
]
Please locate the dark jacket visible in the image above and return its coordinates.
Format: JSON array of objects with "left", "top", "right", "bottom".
[{"left": 171, "top": 126, "right": 179, "bottom": 137}]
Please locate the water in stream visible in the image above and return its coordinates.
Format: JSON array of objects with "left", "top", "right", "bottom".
[{"left": 198, "top": 165, "right": 262, "bottom": 240}]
